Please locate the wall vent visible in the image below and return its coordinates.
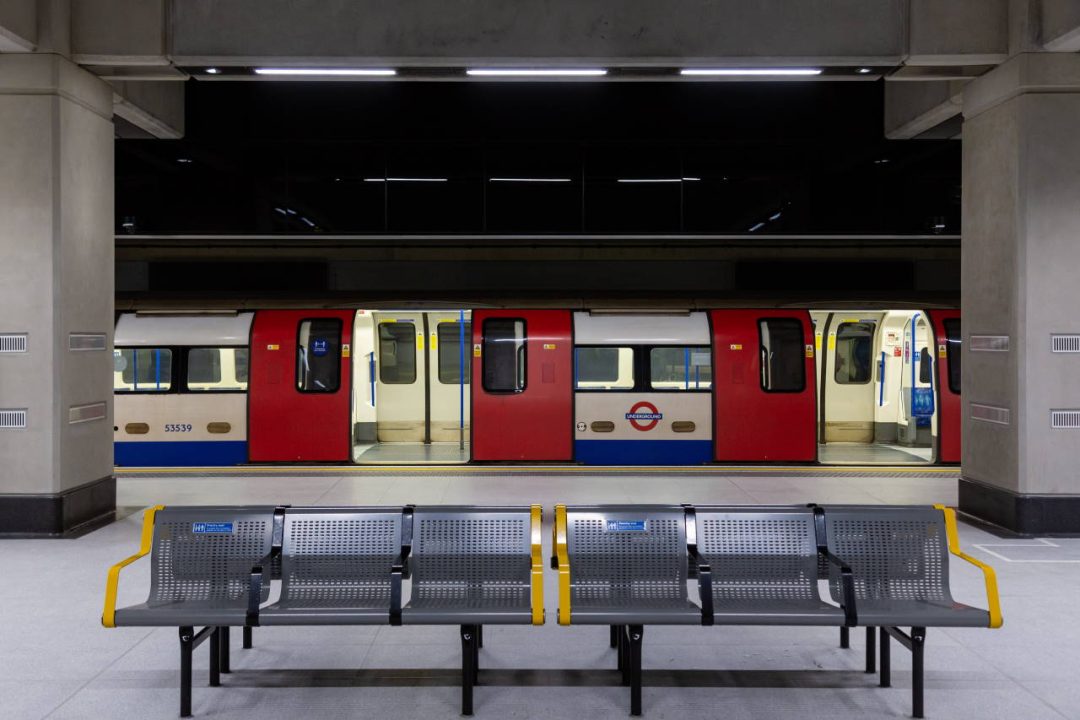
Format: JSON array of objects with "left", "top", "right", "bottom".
[
  {"left": 0, "top": 334, "right": 27, "bottom": 353},
  {"left": 68, "top": 402, "right": 107, "bottom": 424},
  {"left": 69, "top": 333, "right": 107, "bottom": 351},
  {"left": 1051, "top": 335, "right": 1080, "bottom": 353},
  {"left": 971, "top": 335, "right": 1009, "bottom": 352},
  {"left": 971, "top": 403, "right": 1010, "bottom": 425},
  {"left": 0, "top": 409, "right": 28, "bottom": 429},
  {"left": 1051, "top": 410, "right": 1080, "bottom": 429}
]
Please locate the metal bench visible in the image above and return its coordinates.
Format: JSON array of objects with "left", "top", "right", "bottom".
[
  {"left": 104, "top": 503, "right": 543, "bottom": 717},
  {"left": 821, "top": 504, "right": 1002, "bottom": 718}
]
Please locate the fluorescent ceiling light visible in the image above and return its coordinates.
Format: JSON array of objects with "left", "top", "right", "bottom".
[
  {"left": 680, "top": 68, "right": 822, "bottom": 76},
  {"left": 681, "top": 177, "right": 701, "bottom": 181},
  {"left": 748, "top": 222, "right": 766, "bottom": 232},
  {"left": 466, "top": 68, "right": 607, "bottom": 77},
  {"left": 255, "top": 68, "right": 397, "bottom": 77},
  {"left": 363, "top": 177, "right": 448, "bottom": 182},
  {"left": 489, "top": 177, "right": 572, "bottom": 183},
  {"left": 205, "top": 67, "right": 221, "bottom": 75},
  {"left": 617, "top": 178, "right": 683, "bottom": 183},
  {"left": 857, "top": 68, "right": 873, "bottom": 74}
]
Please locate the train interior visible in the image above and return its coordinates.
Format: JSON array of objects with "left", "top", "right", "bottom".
[
  {"left": 811, "top": 309, "right": 938, "bottom": 465},
  {"left": 351, "top": 309, "right": 472, "bottom": 464}
]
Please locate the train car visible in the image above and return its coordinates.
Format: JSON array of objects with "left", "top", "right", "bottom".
[
  {"left": 113, "top": 305, "right": 961, "bottom": 467},
  {"left": 113, "top": 312, "right": 253, "bottom": 465}
]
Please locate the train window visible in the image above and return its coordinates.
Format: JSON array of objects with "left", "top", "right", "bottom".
[
  {"left": 378, "top": 322, "right": 417, "bottom": 385},
  {"left": 576, "top": 347, "right": 634, "bottom": 390},
  {"left": 186, "top": 348, "right": 249, "bottom": 392},
  {"left": 758, "top": 319, "right": 805, "bottom": 393},
  {"left": 649, "top": 347, "right": 712, "bottom": 390},
  {"left": 834, "top": 322, "right": 875, "bottom": 385},
  {"left": 944, "top": 319, "right": 961, "bottom": 393},
  {"left": 482, "top": 318, "right": 526, "bottom": 393},
  {"left": 114, "top": 348, "right": 173, "bottom": 392},
  {"left": 437, "top": 322, "right": 472, "bottom": 384},
  {"left": 919, "top": 347, "right": 933, "bottom": 384},
  {"left": 296, "top": 318, "right": 342, "bottom": 393}
]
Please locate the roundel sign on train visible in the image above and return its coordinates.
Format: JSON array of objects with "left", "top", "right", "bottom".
[{"left": 625, "top": 401, "right": 663, "bottom": 431}]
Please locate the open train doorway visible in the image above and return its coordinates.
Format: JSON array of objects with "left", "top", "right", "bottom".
[
  {"left": 351, "top": 309, "right": 471, "bottom": 464},
  {"left": 812, "top": 310, "right": 942, "bottom": 465}
]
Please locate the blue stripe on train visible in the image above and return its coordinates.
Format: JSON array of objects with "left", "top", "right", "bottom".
[
  {"left": 574, "top": 439, "right": 713, "bottom": 465},
  {"left": 115, "top": 441, "right": 248, "bottom": 467}
]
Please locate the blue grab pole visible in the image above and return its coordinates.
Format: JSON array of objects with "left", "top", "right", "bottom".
[
  {"left": 684, "top": 348, "right": 690, "bottom": 390},
  {"left": 154, "top": 348, "right": 161, "bottom": 390},
  {"left": 133, "top": 350, "right": 138, "bottom": 391}
]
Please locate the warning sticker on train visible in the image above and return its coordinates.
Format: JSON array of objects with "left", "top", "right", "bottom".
[{"left": 626, "top": 401, "right": 662, "bottom": 431}]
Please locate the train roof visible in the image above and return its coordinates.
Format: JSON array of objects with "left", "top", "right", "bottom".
[
  {"left": 115, "top": 312, "right": 254, "bottom": 346},
  {"left": 573, "top": 311, "right": 710, "bottom": 345}
]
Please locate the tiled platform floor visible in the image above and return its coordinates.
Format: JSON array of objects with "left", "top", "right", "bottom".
[{"left": 2, "top": 468, "right": 1075, "bottom": 720}]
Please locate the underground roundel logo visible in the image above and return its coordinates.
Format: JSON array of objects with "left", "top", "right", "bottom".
[{"left": 625, "top": 401, "right": 662, "bottom": 431}]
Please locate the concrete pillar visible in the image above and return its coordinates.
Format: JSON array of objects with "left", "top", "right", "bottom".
[
  {"left": 0, "top": 53, "right": 115, "bottom": 535},
  {"left": 959, "top": 53, "right": 1080, "bottom": 534}
]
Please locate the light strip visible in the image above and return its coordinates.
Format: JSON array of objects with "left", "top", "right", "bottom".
[
  {"left": 489, "top": 177, "right": 573, "bottom": 183},
  {"left": 363, "top": 177, "right": 448, "bottom": 182},
  {"left": 617, "top": 178, "right": 683, "bottom": 183},
  {"left": 466, "top": 68, "right": 607, "bottom": 77},
  {"left": 680, "top": 68, "right": 822, "bottom": 76},
  {"left": 255, "top": 68, "right": 397, "bottom": 77}
]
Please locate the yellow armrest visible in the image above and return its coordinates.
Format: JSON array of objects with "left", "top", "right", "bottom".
[
  {"left": 554, "top": 504, "right": 571, "bottom": 625},
  {"left": 102, "top": 505, "right": 164, "bottom": 628},
  {"left": 935, "top": 504, "right": 1003, "bottom": 629},
  {"left": 530, "top": 505, "right": 544, "bottom": 625}
]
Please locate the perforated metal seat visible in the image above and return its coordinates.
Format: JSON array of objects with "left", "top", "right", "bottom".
[
  {"left": 401, "top": 507, "right": 538, "bottom": 625},
  {"left": 560, "top": 506, "right": 701, "bottom": 625},
  {"left": 259, "top": 507, "right": 402, "bottom": 625},
  {"left": 112, "top": 506, "right": 276, "bottom": 627},
  {"left": 694, "top": 506, "right": 846, "bottom": 625},
  {"left": 823, "top": 505, "right": 991, "bottom": 628}
]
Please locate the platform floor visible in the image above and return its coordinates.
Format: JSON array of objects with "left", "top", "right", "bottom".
[{"left": 2, "top": 468, "right": 1076, "bottom": 720}]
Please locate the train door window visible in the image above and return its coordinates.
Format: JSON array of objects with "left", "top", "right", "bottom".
[
  {"left": 649, "top": 347, "right": 712, "bottom": 390},
  {"left": 482, "top": 318, "right": 526, "bottom": 393},
  {"left": 296, "top": 318, "right": 342, "bottom": 393},
  {"left": 575, "top": 347, "right": 635, "bottom": 390},
  {"left": 834, "top": 322, "right": 875, "bottom": 384},
  {"left": 437, "top": 322, "right": 472, "bottom": 384},
  {"left": 378, "top": 322, "right": 417, "bottom": 384},
  {"left": 758, "top": 319, "right": 805, "bottom": 393},
  {"left": 114, "top": 348, "right": 173, "bottom": 392},
  {"left": 919, "top": 347, "right": 933, "bottom": 384},
  {"left": 944, "top": 319, "right": 961, "bottom": 393},
  {"left": 186, "top": 348, "right": 248, "bottom": 392}
]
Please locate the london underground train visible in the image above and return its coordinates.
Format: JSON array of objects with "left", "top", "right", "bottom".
[{"left": 113, "top": 308, "right": 961, "bottom": 466}]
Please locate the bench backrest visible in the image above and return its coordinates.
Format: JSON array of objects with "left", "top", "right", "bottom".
[
  {"left": 823, "top": 505, "right": 953, "bottom": 604},
  {"left": 278, "top": 507, "right": 402, "bottom": 605},
  {"left": 148, "top": 506, "right": 276, "bottom": 606},
  {"left": 693, "top": 506, "right": 821, "bottom": 602},
  {"left": 563, "top": 505, "right": 689, "bottom": 603},
  {"left": 409, "top": 506, "right": 535, "bottom": 606}
]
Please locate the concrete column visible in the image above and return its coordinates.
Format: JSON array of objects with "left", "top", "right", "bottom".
[
  {"left": 0, "top": 53, "right": 115, "bottom": 535},
  {"left": 959, "top": 53, "right": 1080, "bottom": 534}
]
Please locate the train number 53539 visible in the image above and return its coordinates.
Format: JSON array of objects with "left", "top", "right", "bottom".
[{"left": 164, "top": 424, "right": 193, "bottom": 432}]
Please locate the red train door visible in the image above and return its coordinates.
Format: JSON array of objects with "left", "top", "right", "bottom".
[
  {"left": 712, "top": 310, "right": 816, "bottom": 462},
  {"left": 471, "top": 310, "right": 572, "bottom": 461},
  {"left": 249, "top": 310, "right": 354, "bottom": 462},
  {"left": 927, "top": 309, "right": 962, "bottom": 463}
]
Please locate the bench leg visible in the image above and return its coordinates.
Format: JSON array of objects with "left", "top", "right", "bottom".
[
  {"left": 617, "top": 626, "right": 628, "bottom": 683},
  {"left": 628, "top": 625, "right": 644, "bottom": 717},
  {"left": 840, "top": 626, "right": 850, "bottom": 649},
  {"left": 865, "top": 626, "right": 876, "bottom": 674},
  {"left": 242, "top": 626, "right": 253, "bottom": 649},
  {"left": 460, "top": 624, "right": 477, "bottom": 716},
  {"left": 610, "top": 625, "right": 619, "bottom": 649},
  {"left": 219, "top": 627, "right": 230, "bottom": 674},
  {"left": 473, "top": 625, "right": 481, "bottom": 685},
  {"left": 477, "top": 624, "right": 483, "bottom": 649},
  {"left": 912, "top": 627, "right": 926, "bottom": 719},
  {"left": 879, "top": 627, "right": 891, "bottom": 688},
  {"left": 179, "top": 626, "right": 194, "bottom": 718},
  {"left": 209, "top": 628, "right": 221, "bottom": 687}
]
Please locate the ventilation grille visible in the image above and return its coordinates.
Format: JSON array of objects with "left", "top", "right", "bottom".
[
  {"left": 1051, "top": 410, "right": 1080, "bottom": 429},
  {"left": 971, "top": 335, "right": 1009, "bottom": 352},
  {"left": 69, "top": 333, "right": 107, "bottom": 351},
  {"left": 69, "top": 402, "right": 106, "bottom": 424},
  {"left": 1052, "top": 335, "right": 1080, "bottom": 353},
  {"left": 971, "top": 403, "right": 1010, "bottom": 425},
  {"left": 0, "top": 409, "right": 28, "bottom": 429},
  {"left": 0, "top": 334, "right": 27, "bottom": 353}
]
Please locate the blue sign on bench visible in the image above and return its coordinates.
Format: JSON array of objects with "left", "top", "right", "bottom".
[
  {"left": 192, "top": 522, "right": 234, "bottom": 534},
  {"left": 606, "top": 520, "right": 647, "bottom": 532}
]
